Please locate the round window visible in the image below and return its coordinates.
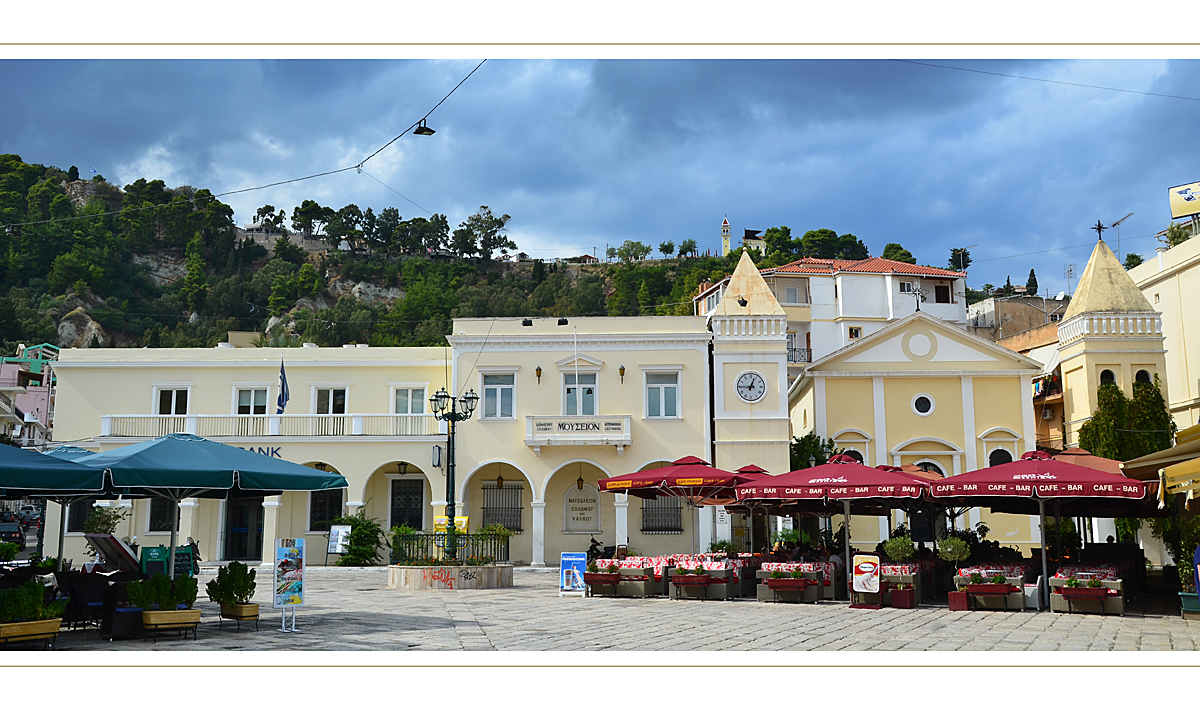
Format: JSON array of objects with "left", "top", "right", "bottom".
[{"left": 912, "top": 394, "right": 934, "bottom": 415}]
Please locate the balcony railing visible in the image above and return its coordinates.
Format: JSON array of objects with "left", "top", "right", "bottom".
[
  {"left": 787, "top": 347, "right": 812, "bottom": 364},
  {"left": 100, "top": 413, "right": 439, "bottom": 438}
]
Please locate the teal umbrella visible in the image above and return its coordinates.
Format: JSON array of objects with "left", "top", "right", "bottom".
[{"left": 72, "top": 433, "right": 348, "bottom": 577}]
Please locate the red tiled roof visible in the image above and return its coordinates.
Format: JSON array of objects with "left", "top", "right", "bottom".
[{"left": 767, "top": 257, "right": 963, "bottom": 278}]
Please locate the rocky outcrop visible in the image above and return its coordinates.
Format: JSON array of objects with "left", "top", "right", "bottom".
[
  {"left": 325, "top": 275, "right": 402, "bottom": 306},
  {"left": 57, "top": 306, "right": 107, "bottom": 348},
  {"left": 132, "top": 253, "right": 188, "bottom": 287}
]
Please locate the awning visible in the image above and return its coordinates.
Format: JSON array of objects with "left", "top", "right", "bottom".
[{"left": 1121, "top": 422, "right": 1200, "bottom": 481}]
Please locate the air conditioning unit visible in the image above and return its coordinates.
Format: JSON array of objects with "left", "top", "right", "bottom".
[{"left": 1041, "top": 409, "right": 1055, "bottom": 420}]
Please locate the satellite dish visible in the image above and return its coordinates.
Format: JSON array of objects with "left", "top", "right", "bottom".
[{"left": 1055, "top": 291, "right": 1065, "bottom": 301}]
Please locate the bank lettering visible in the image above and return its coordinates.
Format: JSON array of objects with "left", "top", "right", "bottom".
[{"left": 237, "top": 446, "right": 282, "bottom": 458}]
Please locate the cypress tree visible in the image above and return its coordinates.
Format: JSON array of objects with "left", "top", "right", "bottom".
[{"left": 1078, "top": 382, "right": 1126, "bottom": 460}]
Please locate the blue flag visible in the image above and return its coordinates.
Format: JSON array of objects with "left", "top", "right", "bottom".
[{"left": 277, "top": 358, "right": 290, "bottom": 414}]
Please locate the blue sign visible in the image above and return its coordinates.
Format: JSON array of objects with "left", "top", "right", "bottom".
[
  {"left": 1193, "top": 543, "right": 1199, "bottom": 598},
  {"left": 560, "top": 552, "right": 587, "bottom": 595}
]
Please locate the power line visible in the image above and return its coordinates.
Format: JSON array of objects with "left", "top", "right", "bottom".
[
  {"left": 3, "top": 60, "right": 488, "bottom": 229},
  {"left": 359, "top": 169, "right": 432, "bottom": 216},
  {"left": 971, "top": 232, "right": 1161, "bottom": 264},
  {"left": 889, "top": 59, "right": 1200, "bottom": 102}
]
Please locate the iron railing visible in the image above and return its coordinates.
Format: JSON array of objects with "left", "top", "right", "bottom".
[
  {"left": 787, "top": 347, "right": 812, "bottom": 364},
  {"left": 390, "top": 531, "right": 511, "bottom": 564},
  {"left": 102, "top": 413, "right": 437, "bottom": 437}
]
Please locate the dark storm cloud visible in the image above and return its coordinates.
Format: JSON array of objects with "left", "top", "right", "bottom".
[{"left": 0, "top": 58, "right": 1190, "bottom": 292}]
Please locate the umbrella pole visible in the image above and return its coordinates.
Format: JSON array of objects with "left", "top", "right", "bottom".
[
  {"left": 56, "top": 500, "right": 67, "bottom": 572},
  {"left": 843, "top": 499, "right": 852, "bottom": 600},
  {"left": 1039, "top": 498, "right": 1049, "bottom": 612},
  {"left": 167, "top": 495, "right": 179, "bottom": 579}
]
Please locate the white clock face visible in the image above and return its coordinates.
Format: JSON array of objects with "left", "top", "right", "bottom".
[{"left": 736, "top": 372, "right": 767, "bottom": 403}]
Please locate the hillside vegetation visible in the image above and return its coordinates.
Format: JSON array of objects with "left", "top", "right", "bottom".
[{"left": 0, "top": 153, "right": 932, "bottom": 352}]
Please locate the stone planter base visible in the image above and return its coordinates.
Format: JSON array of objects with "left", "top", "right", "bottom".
[{"left": 387, "top": 564, "right": 514, "bottom": 591}]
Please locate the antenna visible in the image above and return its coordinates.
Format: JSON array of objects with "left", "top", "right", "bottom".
[
  {"left": 1110, "top": 212, "right": 1133, "bottom": 263},
  {"left": 1064, "top": 263, "right": 1075, "bottom": 297}
]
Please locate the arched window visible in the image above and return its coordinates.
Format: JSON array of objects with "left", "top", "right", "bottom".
[
  {"left": 916, "top": 461, "right": 944, "bottom": 476},
  {"left": 1136, "top": 369, "right": 1151, "bottom": 384},
  {"left": 988, "top": 448, "right": 1014, "bottom": 467},
  {"left": 1100, "top": 369, "right": 1116, "bottom": 385},
  {"left": 843, "top": 449, "right": 864, "bottom": 463}
]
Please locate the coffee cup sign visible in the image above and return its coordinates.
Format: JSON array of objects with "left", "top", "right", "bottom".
[{"left": 852, "top": 553, "right": 881, "bottom": 594}]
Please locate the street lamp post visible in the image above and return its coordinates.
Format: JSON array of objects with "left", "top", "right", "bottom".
[{"left": 429, "top": 386, "right": 479, "bottom": 561}]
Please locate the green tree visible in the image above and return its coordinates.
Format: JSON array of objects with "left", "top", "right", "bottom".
[
  {"left": 1164, "top": 221, "right": 1191, "bottom": 247},
  {"left": 1125, "top": 374, "right": 1177, "bottom": 459},
  {"left": 678, "top": 238, "right": 698, "bottom": 258},
  {"left": 455, "top": 206, "right": 514, "bottom": 263},
  {"left": 181, "top": 232, "right": 208, "bottom": 313},
  {"left": 881, "top": 243, "right": 916, "bottom": 264},
  {"left": 659, "top": 240, "right": 675, "bottom": 258},
  {"left": 605, "top": 246, "right": 617, "bottom": 261},
  {"left": 949, "top": 248, "right": 972, "bottom": 271},
  {"left": 1003, "top": 276, "right": 1013, "bottom": 296},
  {"left": 616, "top": 240, "right": 652, "bottom": 262},
  {"left": 789, "top": 433, "right": 842, "bottom": 470},
  {"left": 1078, "top": 382, "right": 1125, "bottom": 460},
  {"left": 290, "top": 200, "right": 334, "bottom": 238},
  {"left": 835, "top": 234, "right": 869, "bottom": 260},
  {"left": 1124, "top": 253, "right": 1144, "bottom": 270},
  {"left": 801, "top": 228, "right": 839, "bottom": 258},
  {"left": 637, "top": 280, "right": 652, "bottom": 312},
  {"left": 1026, "top": 269, "right": 1038, "bottom": 295},
  {"left": 67, "top": 166, "right": 79, "bottom": 182},
  {"left": 272, "top": 236, "right": 306, "bottom": 265},
  {"left": 296, "top": 263, "right": 321, "bottom": 299}
]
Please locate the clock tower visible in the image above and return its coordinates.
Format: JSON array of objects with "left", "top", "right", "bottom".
[{"left": 709, "top": 251, "right": 791, "bottom": 475}]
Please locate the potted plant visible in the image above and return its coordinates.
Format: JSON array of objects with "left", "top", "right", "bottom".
[
  {"left": 206, "top": 561, "right": 259, "bottom": 623},
  {"left": 1060, "top": 576, "right": 1108, "bottom": 599},
  {"left": 938, "top": 536, "right": 971, "bottom": 611},
  {"left": 670, "top": 566, "right": 711, "bottom": 586},
  {"left": 882, "top": 535, "right": 917, "bottom": 609},
  {"left": 764, "top": 568, "right": 809, "bottom": 590},
  {"left": 127, "top": 574, "right": 201, "bottom": 633},
  {"left": 0, "top": 580, "right": 66, "bottom": 647},
  {"left": 583, "top": 562, "right": 621, "bottom": 586}
]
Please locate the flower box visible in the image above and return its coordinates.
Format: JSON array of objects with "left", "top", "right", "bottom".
[
  {"left": 142, "top": 609, "right": 202, "bottom": 630},
  {"left": 890, "top": 588, "right": 917, "bottom": 609},
  {"left": 966, "top": 583, "right": 1013, "bottom": 596},
  {"left": 1058, "top": 586, "right": 1110, "bottom": 600},
  {"left": 220, "top": 603, "right": 260, "bottom": 620},
  {"left": 1180, "top": 592, "right": 1200, "bottom": 617},
  {"left": 670, "top": 575, "right": 712, "bottom": 587},
  {"left": 583, "top": 573, "right": 622, "bottom": 585},
  {"left": 948, "top": 591, "right": 969, "bottom": 611},
  {"left": 0, "top": 618, "right": 61, "bottom": 645},
  {"left": 764, "top": 577, "right": 809, "bottom": 590}
]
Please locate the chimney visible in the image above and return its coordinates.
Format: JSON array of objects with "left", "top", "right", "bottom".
[{"left": 1157, "top": 246, "right": 1168, "bottom": 272}]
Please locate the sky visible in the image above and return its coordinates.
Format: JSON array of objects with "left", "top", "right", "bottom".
[{"left": 1, "top": 58, "right": 1196, "bottom": 295}]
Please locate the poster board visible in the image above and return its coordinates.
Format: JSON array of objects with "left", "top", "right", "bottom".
[
  {"left": 1169, "top": 181, "right": 1200, "bottom": 219},
  {"left": 273, "top": 538, "right": 305, "bottom": 608},
  {"left": 852, "top": 553, "right": 880, "bottom": 594},
  {"left": 328, "top": 525, "right": 351, "bottom": 555},
  {"left": 433, "top": 516, "right": 469, "bottom": 532},
  {"left": 560, "top": 552, "right": 587, "bottom": 596}
]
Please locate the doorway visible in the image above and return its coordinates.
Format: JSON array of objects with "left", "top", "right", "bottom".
[
  {"left": 390, "top": 479, "right": 424, "bottom": 530},
  {"left": 224, "top": 497, "right": 265, "bottom": 561}
]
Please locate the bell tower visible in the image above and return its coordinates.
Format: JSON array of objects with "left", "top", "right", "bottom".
[
  {"left": 1057, "top": 230, "right": 1168, "bottom": 447},
  {"left": 720, "top": 217, "right": 731, "bottom": 256}
]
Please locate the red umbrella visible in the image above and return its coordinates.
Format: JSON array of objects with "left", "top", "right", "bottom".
[{"left": 930, "top": 450, "right": 1148, "bottom": 609}]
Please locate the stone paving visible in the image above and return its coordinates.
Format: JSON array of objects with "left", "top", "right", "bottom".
[{"left": 50, "top": 568, "right": 1200, "bottom": 652}]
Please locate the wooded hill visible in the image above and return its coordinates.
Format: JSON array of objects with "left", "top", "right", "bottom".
[{"left": 0, "top": 153, "right": 942, "bottom": 353}]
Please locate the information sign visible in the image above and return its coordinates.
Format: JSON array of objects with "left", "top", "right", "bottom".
[
  {"left": 852, "top": 553, "right": 880, "bottom": 594},
  {"left": 328, "top": 525, "right": 351, "bottom": 555},
  {"left": 273, "top": 538, "right": 305, "bottom": 608},
  {"left": 560, "top": 552, "right": 587, "bottom": 596}
]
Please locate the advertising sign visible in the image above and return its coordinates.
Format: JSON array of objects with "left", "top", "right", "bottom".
[
  {"left": 852, "top": 553, "right": 880, "bottom": 594},
  {"left": 560, "top": 552, "right": 588, "bottom": 596},
  {"left": 273, "top": 538, "right": 305, "bottom": 608},
  {"left": 433, "top": 516, "right": 469, "bottom": 532},
  {"left": 328, "top": 525, "right": 351, "bottom": 555},
  {"left": 1170, "top": 182, "right": 1200, "bottom": 219}
]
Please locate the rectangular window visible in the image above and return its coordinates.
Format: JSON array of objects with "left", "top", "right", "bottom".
[
  {"left": 157, "top": 389, "right": 188, "bottom": 415},
  {"left": 237, "top": 388, "right": 267, "bottom": 415},
  {"left": 848, "top": 327, "right": 862, "bottom": 340},
  {"left": 308, "top": 489, "right": 344, "bottom": 532},
  {"left": 784, "top": 286, "right": 798, "bottom": 304},
  {"left": 646, "top": 373, "right": 679, "bottom": 418},
  {"left": 315, "top": 388, "right": 347, "bottom": 415},
  {"left": 563, "top": 373, "right": 596, "bottom": 416},
  {"left": 482, "top": 483, "right": 523, "bottom": 531},
  {"left": 899, "top": 281, "right": 915, "bottom": 294},
  {"left": 935, "top": 285, "right": 951, "bottom": 303},
  {"left": 641, "top": 496, "right": 682, "bottom": 533},
  {"left": 394, "top": 387, "right": 426, "bottom": 415},
  {"left": 148, "top": 498, "right": 178, "bottom": 532},
  {"left": 482, "top": 374, "right": 514, "bottom": 419},
  {"left": 66, "top": 500, "right": 94, "bottom": 533}
]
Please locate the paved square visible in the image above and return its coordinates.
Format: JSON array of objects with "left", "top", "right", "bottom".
[{"left": 51, "top": 568, "right": 1200, "bottom": 651}]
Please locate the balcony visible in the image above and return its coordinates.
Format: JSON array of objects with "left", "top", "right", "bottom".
[
  {"left": 524, "top": 415, "right": 632, "bottom": 456},
  {"left": 100, "top": 413, "right": 439, "bottom": 438},
  {"left": 787, "top": 348, "right": 812, "bottom": 364}
]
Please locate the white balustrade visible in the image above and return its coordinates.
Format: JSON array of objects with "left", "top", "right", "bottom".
[{"left": 102, "top": 413, "right": 437, "bottom": 438}]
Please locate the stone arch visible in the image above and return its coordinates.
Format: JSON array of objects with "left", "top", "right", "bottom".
[
  {"left": 540, "top": 458, "right": 614, "bottom": 501},
  {"left": 890, "top": 436, "right": 963, "bottom": 455},
  {"left": 634, "top": 458, "right": 674, "bottom": 474},
  {"left": 987, "top": 446, "right": 1014, "bottom": 467},
  {"left": 978, "top": 426, "right": 1021, "bottom": 441},
  {"left": 459, "top": 459, "right": 536, "bottom": 503},
  {"left": 361, "top": 460, "right": 435, "bottom": 531}
]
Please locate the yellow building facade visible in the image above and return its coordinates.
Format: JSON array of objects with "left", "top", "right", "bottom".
[{"left": 790, "top": 311, "right": 1046, "bottom": 548}]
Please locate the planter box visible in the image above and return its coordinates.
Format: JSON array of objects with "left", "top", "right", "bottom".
[
  {"left": 670, "top": 575, "right": 712, "bottom": 586},
  {"left": 582, "top": 573, "right": 623, "bottom": 585},
  {"left": 1180, "top": 592, "right": 1200, "bottom": 620},
  {"left": 0, "top": 618, "right": 61, "bottom": 646},
  {"left": 387, "top": 565, "right": 515, "bottom": 591},
  {"left": 1059, "top": 586, "right": 1110, "bottom": 599},
  {"left": 220, "top": 603, "right": 260, "bottom": 620},
  {"left": 966, "top": 583, "right": 1014, "bottom": 595},
  {"left": 764, "top": 577, "right": 810, "bottom": 590},
  {"left": 142, "top": 609, "right": 202, "bottom": 630},
  {"left": 948, "top": 591, "right": 969, "bottom": 611},
  {"left": 890, "top": 588, "right": 917, "bottom": 609}
]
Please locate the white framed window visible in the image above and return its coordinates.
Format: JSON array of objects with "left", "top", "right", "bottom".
[
  {"left": 154, "top": 387, "right": 190, "bottom": 415},
  {"left": 784, "top": 286, "right": 799, "bottom": 304},
  {"left": 899, "top": 281, "right": 915, "bottom": 294},
  {"left": 314, "top": 387, "right": 347, "bottom": 415},
  {"left": 563, "top": 373, "right": 597, "bottom": 415},
  {"left": 237, "top": 388, "right": 268, "bottom": 415},
  {"left": 482, "top": 374, "right": 515, "bottom": 419},
  {"left": 394, "top": 387, "right": 426, "bottom": 414},
  {"left": 148, "top": 498, "right": 178, "bottom": 533},
  {"left": 848, "top": 327, "right": 862, "bottom": 340},
  {"left": 646, "top": 372, "right": 680, "bottom": 418},
  {"left": 308, "top": 489, "right": 344, "bottom": 533}
]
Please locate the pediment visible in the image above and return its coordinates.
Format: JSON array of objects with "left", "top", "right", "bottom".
[{"left": 556, "top": 353, "right": 605, "bottom": 370}]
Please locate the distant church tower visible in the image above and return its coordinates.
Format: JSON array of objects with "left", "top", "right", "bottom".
[
  {"left": 720, "top": 217, "right": 731, "bottom": 256},
  {"left": 1057, "top": 233, "right": 1168, "bottom": 447}
]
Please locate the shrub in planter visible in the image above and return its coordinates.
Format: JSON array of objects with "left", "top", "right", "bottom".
[
  {"left": 1087, "top": 578, "right": 1104, "bottom": 589},
  {"left": 206, "top": 561, "right": 257, "bottom": 617},
  {"left": 970, "top": 573, "right": 985, "bottom": 584},
  {"left": 1064, "top": 576, "right": 1081, "bottom": 589},
  {"left": 991, "top": 574, "right": 1007, "bottom": 585},
  {"left": 127, "top": 574, "right": 198, "bottom": 611},
  {"left": 882, "top": 535, "right": 915, "bottom": 562},
  {"left": 0, "top": 580, "right": 66, "bottom": 642},
  {"left": 331, "top": 512, "right": 387, "bottom": 566},
  {"left": 937, "top": 536, "right": 970, "bottom": 567},
  {"left": 769, "top": 570, "right": 785, "bottom": 579},
  {"left": 790, "top": 569, "right": 805, "bottom": 579},
  {"left": 586, "top": 562, "right": 599, "bottom": 574}
]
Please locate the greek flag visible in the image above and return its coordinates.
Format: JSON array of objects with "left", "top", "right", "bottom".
[{"left": 277, "top": 358, "right": 290, "bottom": 414}]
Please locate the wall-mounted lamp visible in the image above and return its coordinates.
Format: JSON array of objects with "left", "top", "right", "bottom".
[
  {"left": 535, "top": 366, "right": 542, "bottom": 384},
  {"left": 521, "top": 318, "right": 533, "bottom": 327},
  {"left": 399, "top": 462, "right": 409, "bottom": 475},
  {"left": 737, "top": 295, "right": 748, "bottom": 307},
  {"left": 619, "top": 365, "right": 625, "bottom": 383},
  {"left": 314, "top": 462, "right": 327, "bottom": 471},
  {"left": 558, "top": 317, "right": 569, "bottom": 326}
]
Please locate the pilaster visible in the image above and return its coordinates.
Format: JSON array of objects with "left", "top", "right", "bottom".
[{"left": 530, "top": 501, "right": 546, "bottom": 567}]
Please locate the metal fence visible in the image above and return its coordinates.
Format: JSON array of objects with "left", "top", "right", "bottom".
[{"left": 390, "top": 531, "right": 510, "bottom": 564}]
